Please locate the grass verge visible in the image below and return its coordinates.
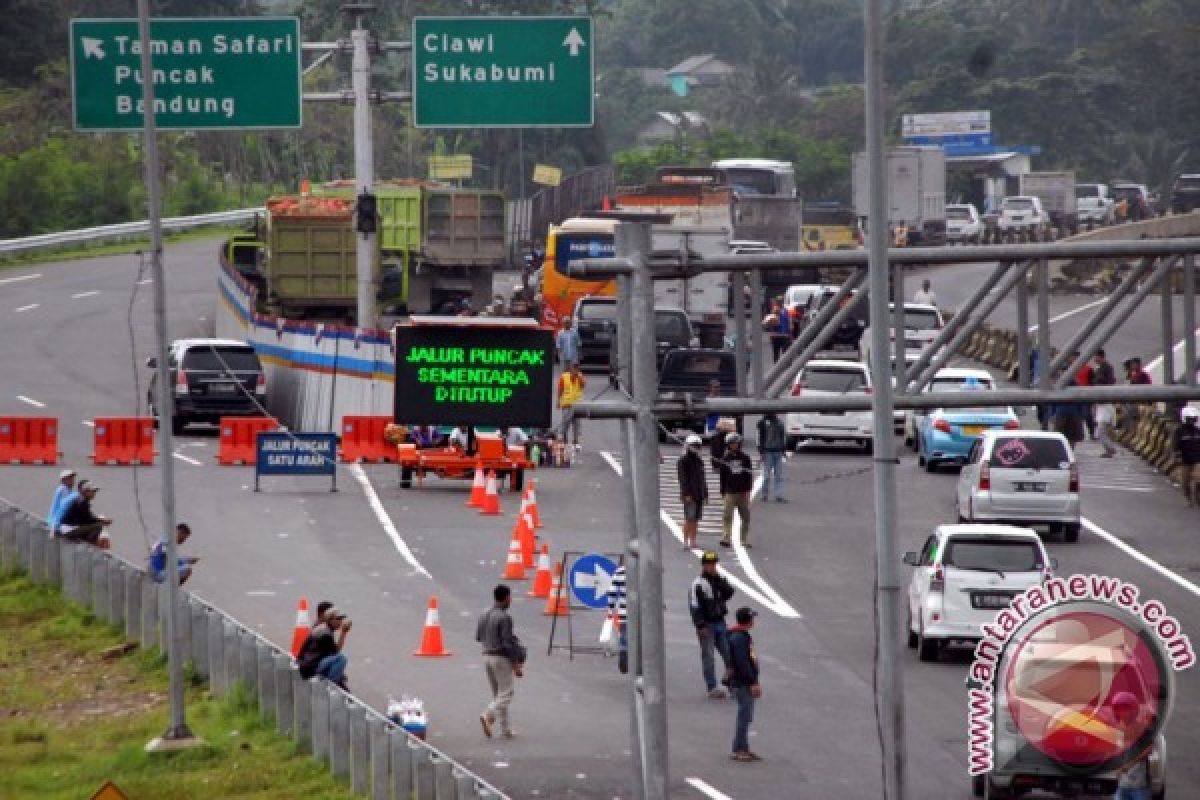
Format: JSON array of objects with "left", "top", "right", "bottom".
[
  {"left": 0, "top": 225, "right": 246, "bottom": 270},
  {"left": 0, "top": 569, "right": 357, "bottom": 800}
]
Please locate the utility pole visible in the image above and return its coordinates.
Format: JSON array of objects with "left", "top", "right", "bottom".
[
  {"left": 863, "top": 0, "right": 907, "bottom": 797},
  {"left": 350, "top": 4, "right": 376, "bottom": 331},
  {"left": 137, "top": 0, "right": 199, "bottom": 753}
]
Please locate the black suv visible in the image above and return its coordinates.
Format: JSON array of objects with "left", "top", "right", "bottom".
[
  {"left": 656, "top": 348, "right": 737, "bottom": 441},
  {"left": 1171, "top": 174, "right": 1200, "bottom": 214},
  {"left": 147, "top": 339, "right": 268, "bottom": 434},
  {"left": 575, "top": 297, "right": 695, "bottom": 368}
]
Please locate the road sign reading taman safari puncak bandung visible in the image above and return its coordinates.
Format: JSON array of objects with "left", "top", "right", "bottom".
[
  {"left": 412, "top": 16, "right": 594, "bottom": 128},
  {"left": 69, "top": 17, "right": 302, "bottom": 131}
]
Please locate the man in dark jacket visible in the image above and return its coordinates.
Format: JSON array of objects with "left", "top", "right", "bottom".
[
  {"left": 1176, "top": 408, "right": 1200, "bottom": 507},
  {"left": 295, "top": 607, "right": 352, "bottom": 689},
  {"left": 727, "top": 607, "right": 762, "bottom": 762},
  {"left": 677, "top": 434, "right": 709, "bottom": 549},
  {"left": 756, "top": 412, "right": 787, "bottom": 503},
  {"left": 58, "top": 480, "right": 111, "bottom": 547},
  {"left": 716, "top": 433, "right": 755, "bottom": 548},
  {"left": 689, "top": 551, "right": 735, "bottom": 698},
  {"left": 476, "top": 584, "right": 525, "bottom": 738}
]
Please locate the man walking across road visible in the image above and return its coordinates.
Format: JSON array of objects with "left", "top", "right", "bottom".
[
  {"left": 716, "top": 433, "right": 754, "bottom": 548},
  {"left": 476, "top": 584, "right": 526, "bottom": 738},
  {"left": 689, "top": 551, "right": 735, "bottom": 699},
  {"left": 727, "top": 606, "right": 762, "bottom": 762},
  {"left": 555, "top": 316, "right": 581, "bottom": 367},
  {"left": 677, "top": 434, "right": 709, "bottom": 550},
  {"left": 556, "top": 362, "right": 586, "bottom": 449},
  {"left": 756, "top": 412, "right": 787, "bottom": 503},
  {"left": 1175, "top": 408, "right": 1200, "bottom": 507},
  {"left": 47, "top": 469, "right": 76, "bottom": 534}
]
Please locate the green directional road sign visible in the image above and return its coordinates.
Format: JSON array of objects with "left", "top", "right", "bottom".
[
  {"left": 70, "top": 17, "right": 301, "bottom": 131},
  {"left": 412, "top": 16, "right": 593, "bottom": 128}
]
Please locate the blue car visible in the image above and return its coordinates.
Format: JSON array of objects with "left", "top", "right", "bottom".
[{"left": 916, "top": 405, "right": 1019, "bottom": 472}]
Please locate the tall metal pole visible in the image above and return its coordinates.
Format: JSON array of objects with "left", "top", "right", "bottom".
[
  {"left": 749, "top": 269, "right": 765, "bottom": 396},
  {"left": 1016, "top": 268, "right": 1030, "bottom": 387},
  {"left": 732, "top": 271, "right": 748, "bottom": 397},
  {"left": 1038, "top": 258, "right": 1051, "bottom": 391},
  {"left": 863, "top": 1, "right": 906, "bottom": 798},
  {"left": 517, "top": 129, "right": 526, "bottom": 202},
  {"left": 1162, "top": 264, "right": 1175, "bottom": 384},
  {"left": 351, "top": 11, "right": 376, "bottom": 330},
  {"left": 619, "top": 414, "right": 645, "bottom": 800},
  {"left": 623, "top": 222, "right": 669, "bottom": 800},
  {"left": 137, "top": 0, "right": 191, "bottom": 747},
  {"left": 1184, "top": 254, "right": 1196, "bottom": 388}
]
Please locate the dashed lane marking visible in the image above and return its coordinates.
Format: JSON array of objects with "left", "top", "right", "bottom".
[
  {"left": 687, "top": 777, "right": 735, "bottom": 800},
  {"left": 16, "top": 395, "right": 45, "bottom": 408},
  {"left": 349, "top": 463, "right": 432, "bottom": 579},
  {"left": 14, "top": 304, "right": 38, "bottom": 313},
  {"left": 172, "top": 452, "right": 202, "bottom": 466},
  {"left": 70, "top": 290, "right": 100, "bottom": 299},
  {"left": 1027, "top": 298, "right": 1108, "bottom": 332},
  {"left": 81, "top": 420, "right": 95, "bottom": 427},
  {"left": 1083, "top": 517, "right": 1200, "bottom": 599},
  {"left": 0, "top": 273, "right": 40, "bottom": 285}
]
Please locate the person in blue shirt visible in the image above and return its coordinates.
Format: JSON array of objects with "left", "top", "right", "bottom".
[
  {"left": 47, "top": 469, "right": 77, "bottom": 533},
  {"left": 148, "top": 523, "right": 199, "bottom": 585},
  {"left": 555, "top": 317, "right": 582, "bottom": 367}
]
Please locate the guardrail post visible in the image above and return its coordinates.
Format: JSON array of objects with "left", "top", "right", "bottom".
[
  {"left": 411, "top": 741, "right": 434, "bottom": 798},
  {"left": 311, "top": 679, "right": 331, "bottom": 762},
  {"left": 46, "top": 533, "right": 61, "bottom": 587},
  {"left": 29, "top": 524, "right": 46, "bottom": 583},
  {"left": 273, "top": 653, "right": 294, "bottom": 736},
  {"left": 108, "top": 560, "right": 126, "bottom": 626},
  {"left": 124, "top": 568, "right": 142, "bottom": 643},
  {"left": 0, "top": 506, "right": 15, "bottom": 571},
  {"left": 350, "top": 703, "right": 369, "bottom": 793},
  {"left": 390, "top": 729, "right": 414, "bottom": 800},
  {"left": 454, "top": 768, "right": 479, "bottom": 800},
  {"left": 433, "top": 756, "right": 456, "bottom": 798},
  {"left": 329, "top": 688, "right": 350, "bottom": 778},
  {"left": 15, "top": 513, "right": 33, "bottom": 572},
  {"left": 239, "top": 630, "right": 259, "bottom": 694},
  {"left": 189, "top": 600, "right": 208, "bottom": 679},
  {"left": 368, "top": 716, "right": 389, "bottom": 800},
  {"left": 257, "top": 640, "right": 276, "bottom": 722},
  {"left": 141, "top": 577, "right": 159, "bottom": 652},
  {"left": 222, "top": 619, "right": 240, "bottom": 693},
  {"left": 175, "top": 591, "right": 192, "bottom": 666},
  {"left": 92, "top": 551, "right": 110, "bottom": 620},
  {"left": 59, "top": 541, "right": 78, "bottom": 600},
  {"left": 206, "top": 609, "right": 226, "bottom": 695},
  {"left": 293, "top": 671, "right": 312, "bottom": 752}
]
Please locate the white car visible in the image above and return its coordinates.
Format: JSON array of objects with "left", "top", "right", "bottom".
[
  {"left": 1075, "top": 183, "right": 1115, "bottom": 226},
  {"left": 904, "top": 367, "right": 996, "bottom": 448},
  {"left": 945, "top": 203, "right": 984, "bottom": 244},
  {"left": 997, "top": 195, "right": 1049, "bottom": 236},
  {"left": 782, "top": 283, "right": 824, "bottom": 315},
  {"left": 786, "top": 359, "right": 875, "bottom": 452},
  {"left": 860, "top": 303, "right": 944, "bottom": 369},
  {"left": 956, "top": 430, "right": 1082, "bottom": 542},
  {"left": 903, "top": 524, "right": 1054, "bottom": 662}
]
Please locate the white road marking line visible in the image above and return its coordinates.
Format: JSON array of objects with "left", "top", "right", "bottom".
[
  {"left": 1082, "top": 517, "right": 1200, "bottom": 599},
  {"left": 1027, "top": 298, "right": 1108, "bottom": 333},
  {"left": 349, "top": 463, "right": 432, "bottom": 579},
  {"left": 16, "top": 395, "right": 45, "bottom": 408},
  {"left": 70, "top": 290, "right": 100, "bottom": 299},
  {"left": 81, "top": 420, "right": 95, "bottom": 427},
  {"left": 246, "top": 590, "right": 276, "bottom": 597},
  {"left": 0, "top": 273, "right": 40, "bottom": 285},
  {"left": 172, "top": 452, "right": 202, "bottom": 466},
  {"left": 138, "top": 278, "right": 153, "bottom": 285},
  {"left": 687, "top": 777, "right": 734, "bottom": 800},
  {"left": 731, "top": 475, "right": 802, "bottom": 618},
  {"left": 1145, "top": 327, "right": 1200, "bottom": 385},
  {"left": 1084, "top": 484, "right": 1154, "bottom": 493},
  {"left": 14, "top": 304, "right": 39, "bottom": 313},
  {"left": 600, "top": 450, "right": 801, "bottom": 619}
]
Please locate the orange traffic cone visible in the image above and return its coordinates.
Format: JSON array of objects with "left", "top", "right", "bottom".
[
  {"left": 413, "top": 596, "right": 452, "bottom": 657},
  {"left": 502, "top": 530, "right": 527, "bottom": 580},
  {"left": 526, "top": 480, "right": 543, "bottom": 529},
  {"left": 466, "top": 460, "right": 486, "bottom": 507},
  {"left": 543, "top": 562, "right": 570, "bottom": 616},
  {"left": 479, "top": 470, "right": 501, "bottom": 515},
  {"left": 290, "top": 597, "right": 313, "bottom": 657},
  {"left": 518, "top": 512, "right": 537, "bottom": 568},
  {"left": 527, "top": 544, "right": 553, "bottom": 598}
]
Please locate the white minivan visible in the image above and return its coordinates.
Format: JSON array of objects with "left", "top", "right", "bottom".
[{"left": 785, "top": 359, "right": 874, "bottom": 452}]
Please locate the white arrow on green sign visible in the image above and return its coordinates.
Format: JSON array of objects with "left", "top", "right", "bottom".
[
  {"left": 412, "top": 16, "right": 594, "bottom": 128},
  {"left": 70, "top": 17, "right": 302, "bottom": 131}
]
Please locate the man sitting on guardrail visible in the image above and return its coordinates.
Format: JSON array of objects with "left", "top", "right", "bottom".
[
  {"left": 147, "top": 523, "right": 199, "bottom": 586},
  {"left": 46, "top": 469, "right": 76, "bottom": 535},
  {"left": 296, "top": 607, "right": 353, "bottom": 690},
  {"left": 57, "top": 480, "right": 111, "bottom": 549}
]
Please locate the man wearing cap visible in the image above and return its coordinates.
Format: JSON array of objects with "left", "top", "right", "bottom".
[
  {"left": 716, "top": 432, "right": 754, "bottom": 548},
  {"left": 476, "top": 584, "right": 526, "bottom": 738},
  {"left": 295, "top": 607, "right": 352, "bottom": 690},
  {"left": 1175, "top": 408, "right": 1200, "bottom": 507},
  {"left": 677, "top": 434, "right": 709, "bottom": 549},
  {"left": 47, "top": 469, "right": 76, "bottom": 535},
  {"left": 727, "top": 606, "right": 762, "bottom": 762},
  {"left": 689, "top": 551, "right": 735, "bottom": 698},
  {"left": 57, "top": 480, "right": 111, "bottom": 547}
]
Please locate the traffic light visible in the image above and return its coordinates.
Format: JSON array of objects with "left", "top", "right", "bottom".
[{"left": 356, "top": 191, "right": 378, "bottom": 235}]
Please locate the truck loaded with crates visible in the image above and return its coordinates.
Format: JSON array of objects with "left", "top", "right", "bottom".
[{"left": 220, "top": 180, "right": 506, "bottom": 322}]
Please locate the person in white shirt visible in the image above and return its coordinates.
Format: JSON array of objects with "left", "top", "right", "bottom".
[{"left": 913, "top": 279, "right": 937, "bottom": 306}]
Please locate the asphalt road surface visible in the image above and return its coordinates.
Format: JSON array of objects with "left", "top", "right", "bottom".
[{"left": 0, "top": 244, "right": 1197, "bottom": 799}]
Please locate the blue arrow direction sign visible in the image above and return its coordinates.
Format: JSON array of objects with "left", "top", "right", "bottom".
[{"left": 568, "top": 554, "right": 618, "bottom": 609}]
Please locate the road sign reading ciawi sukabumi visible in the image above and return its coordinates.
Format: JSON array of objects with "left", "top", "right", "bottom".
[
  {"left": 70, "top": 17, "right": 301, "bottom": 131},
  {"left": 412, "top": 16, "right": 593, "bottom": 128}
]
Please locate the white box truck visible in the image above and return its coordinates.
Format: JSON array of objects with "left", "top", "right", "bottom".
[
  {"left": 853, "top": 146, "right": 947, "bottom": 246},
  {"left": 1017, "top": 171, "right": 1078, "bottom": 235}
]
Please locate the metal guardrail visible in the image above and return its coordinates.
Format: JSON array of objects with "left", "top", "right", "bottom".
[
  {"left": 0, "top": 208, "right": 264, "bottom": 257},
  {"left": 0, "top": 499, "right": 508, "bottom": 800}
]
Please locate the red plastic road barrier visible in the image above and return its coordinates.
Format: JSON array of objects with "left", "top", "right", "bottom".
[
  {"left": 217, "top": 416, "right": 279, "bottom": 465},
  {"left": 92, "top": 417, "right": 155, "bottom": 465},
  {"left": 339, "top": 415, "right": 396, "bottom": 463},
  {"left": 0, "top": 417, "right": 59, "bottom": 465}
]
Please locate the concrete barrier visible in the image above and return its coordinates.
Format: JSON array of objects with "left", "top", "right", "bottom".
[
  {"left": 350, "top": 703, "right": 369, "bottom": 793},
  {"left": 330, "top": 689, "right": 350, "bottom": 777},
  {"left": 189, "top": 601, "right": 209, "bottom": 679},
  {"left": 124, "top": 568, "right": 142, "bottom": 643},
  {"left": 257, "top": 639, "right": 276, "bottom": 722},
  {"left": 294, "top": 669, "right": 312, "bottom": 752},
  {"left": 273, "top": 653, "right": 294, "bottom": 736},
  {"left": 312, "top": 678, "right": 331, "bottom": 762},
  {"left": 208, "top": 609, "right": 227, "bottom": 695},
  {"left": 369, "top": 716, "right": 390, "bottom": 800}
]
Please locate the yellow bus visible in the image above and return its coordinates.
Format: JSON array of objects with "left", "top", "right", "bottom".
[{"left": 540, "top": 217, "right": 618, "bottom": 327}]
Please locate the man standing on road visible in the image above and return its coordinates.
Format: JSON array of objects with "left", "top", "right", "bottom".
[
  {"left": 1092, "top": 349, "right": 1118, "bottom": 457},
  {"left": 756, "top": 412, "right": 787, "bottom": 503},
  {"left": 716, "top": 433, "right": 754, "bottom": 548},
  {"left": 677, "top": 434, "right": 709, "bottom": 550},
  {"left": 555, "top": 316, "right": 581, "bottom": 367},
  {"left": 913, "top": 279, "right": 937, "bottom": 307},
  {"left": 296, "top": 607, "right": 352, "bottom": 690},
  {"left": 46, "top": 469, "right": 76, "bottom": 535},
  {"left": 689, "top": 551, "right": 735, "bottom": 699},
  {"left": 476, "top": 584, "right": 526, "bottom": 739},
  {"left": 727, "top": 607, "right": 762, "bottom": 762},
  {"left": 1175, "top": 408, "right": 1200, "bottom": 507},
  {"left": 556, "top": 362, "right": 586, "bottom": 449}
]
